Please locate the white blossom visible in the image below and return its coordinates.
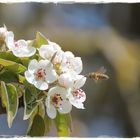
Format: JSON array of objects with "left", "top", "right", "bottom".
[
  {"left": 61, "top": 51, "right": 83, "bottom": 74},
  {"left": 25, "top": 59, "right": 58, "bottom": 90},
  {"left": 39, "top": 41, "right": 63, "bottom": 63},
  {"left": 67, "top": 75, "right": 86, "bottom": 109},
  {"left": 46, "top": 86, "right": 72, "bottom": 119},
  {"left": 5, "top": 31, "right": 36, "bottom": 57}
]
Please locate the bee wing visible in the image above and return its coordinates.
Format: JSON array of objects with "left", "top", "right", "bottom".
[{"left": 96, "top": 66, "right": 107, "bottom": 74}]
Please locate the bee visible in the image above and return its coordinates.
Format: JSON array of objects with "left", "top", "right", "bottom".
[{"left": 88, "top": 66, "right": 109, "bottom": 81}]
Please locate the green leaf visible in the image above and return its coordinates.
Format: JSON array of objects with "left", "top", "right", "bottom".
[
  {"left": 13, "top": 83, "right": 25, "bottom": 98},
  {"left": 0, "top": 70, "right": 18, "bottom": 83},
  {"left": 44, "top": 115, "right": 52, "bottom": 135},
  {"left": 0, "top": 51, "right": 21, "bottom": 63},
  {"left": 20, "top": 57, "right": 30, "bottom": 68},
  {"left": 23, "top": 87, "right": 39, "bottom": 120},
  {"left": 6, "top": 84, "right": 19, "bottom": 128},
  {"left": 1, "top": 82, "right": 19, "bottom": 128},
  {"left": 66, "top": 113, "right": 73, "bottom": 133},
  {"left": 0, "top": 100, "right": 6, "bottom": 114},
  {"left": 35, "top": 32, "right": 48, "bottom": 48},
  {"left": 27, "top": 101, "right": 52, "bottom": 136},
  {"left": 55, "top": 112, "right": 71, "bottom": 137},
  {"left": 27, "top": 101, "right": 45, "bottom": 134},
  {"left": 0, "top": 58, "right": 26, "bottom": 73},
  {"left": 27, "top": 114, "right": 45, "bottom": 137},
  {"left": 1, "top": 81, "right": 8, "bottom": 108},
  {"left": 38, "top": 101, "right": 45, "bottom": 117},
  {"left": 26, "top": 105, "right": 38, "bottom": 134},
  {"left": 18, "top": 75, "right": 26, "bottom": 84}
]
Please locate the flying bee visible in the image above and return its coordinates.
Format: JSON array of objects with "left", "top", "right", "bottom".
[{"left": 88, "top": 66, "right": 109, "bottom": 82}]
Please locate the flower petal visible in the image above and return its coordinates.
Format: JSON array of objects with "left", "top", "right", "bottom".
[
  {"left": 34, "top": 80, "right": 48, "bottom": 90},
  {"left": 5, "top": 31, "right": 15, "bottom": 50},
  {"left": 46, "top": 104, "right": 57, "bottom": 119},
  {"left": 12, "top": 40, "right": 36, "bottom": 57},
  {"left": 24, "top": 71, "right": 35, "bottom": 84},
  {"left": 25, "top": 46, "right": 36, "bottom": 57},
  {"left": 58, "top": 73, "right": 74, "bottom": 88},
  {"left": 28, "top": 59, "right": 38, "bottom": 73},
  {"left": 74, "top": 75, "right": 86, "bottom": 89},
  {"left": 45, "top": 96, "right": 50, "bottom": 108},
  {"left": 45, "top": 69, "right": 58, "bottom": 83},
  {"left": 68, "top": 92, "right": 85, "bottom": 109},
  {"left": 75, "top": 89, "right": 86, "bottom": 102},
  {"left": 39, "top": 45, "right": 55, "bottom": 59},
  {"left": 39, "top": 59, "right": 50, "bottom": 68},
  {"left": 72, "top": 101, "right": 85, "bottom": 109},
  {"left": 58, "top": 100, "right": 72, "bottom": 114},
  {"left": 64, "top": 51, "right": 74, "bottom": 58},
  {"left": 69, "top": 96, "right": 85, "bottom": 109},
  {"left": 48, "top": 86, "right": 68, "bottom": 98},
  {"left": 16, "top": 39, "right": 27, "bottom": 47},
  {"left": 48, "top": 41, "right": 61, "bottom": 51}
]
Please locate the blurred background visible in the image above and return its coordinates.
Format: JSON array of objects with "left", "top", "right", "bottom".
[{"left": 0, "top": 3, "right": 140, "bottom": 137}]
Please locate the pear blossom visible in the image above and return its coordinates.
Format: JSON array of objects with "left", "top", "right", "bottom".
[
  {"left": 5, "top": 31, "right": 36, "bottom": 57},
  {"left": 39, "top": 41, "right": 64, "bottom": 64},
  {"left": 61, "top": 51, "right": 83, "bottom": 75},
  {"left": 67, "top": 75, "right": 86, "bottom": 109},
  {"left": 25, "top": 59, "right": 58, "bottom": 90},
  {"left": 46, "top": 86, "right": 72, "bottom": 119}
]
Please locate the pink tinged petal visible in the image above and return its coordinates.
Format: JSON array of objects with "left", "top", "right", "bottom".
[
  {"left": 46, "top": 105, "right": 57, "bottom": 119},
  {"left": 18, "top": 40, "right": 36, "bottom": 54},
  {"left": 33, "top": 80, "right": 48, "bottom": 90},
  {"left": 58, "top": 100, "right": 72, "bottom": 114},
  {"left": 12, "top": 40, "right": 36, "bottom": 57},
  {"left": 16, "top": 39, "right": 27, "bottom": 47},
  {"left": 69, "top": 97, "right": 85, "bottom": 109},
  {"left": 5, "top": 31, "right": 15, "bottom": 50},
  {"left": 58, "top": 73, "right": 73, "bottom": 88},
  {"left": 24, "top": 71, "right": 35, "bottom": 84},
  {"left": 74, "top": 75, "right": 86, "bottom": 89},
  {"left": 73, "top": 89, "right": 86, "bottom": 102},
  {"left": 28, "top": 59, "right": 38, "bottom": 73}
]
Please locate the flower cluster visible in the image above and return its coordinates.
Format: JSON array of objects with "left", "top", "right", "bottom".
[
  {"left": 1, "top": 25, "right": 86, "bottom": 119},
  {"left": 26, "top": 41, "right": 86, "bottom": 119}
]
